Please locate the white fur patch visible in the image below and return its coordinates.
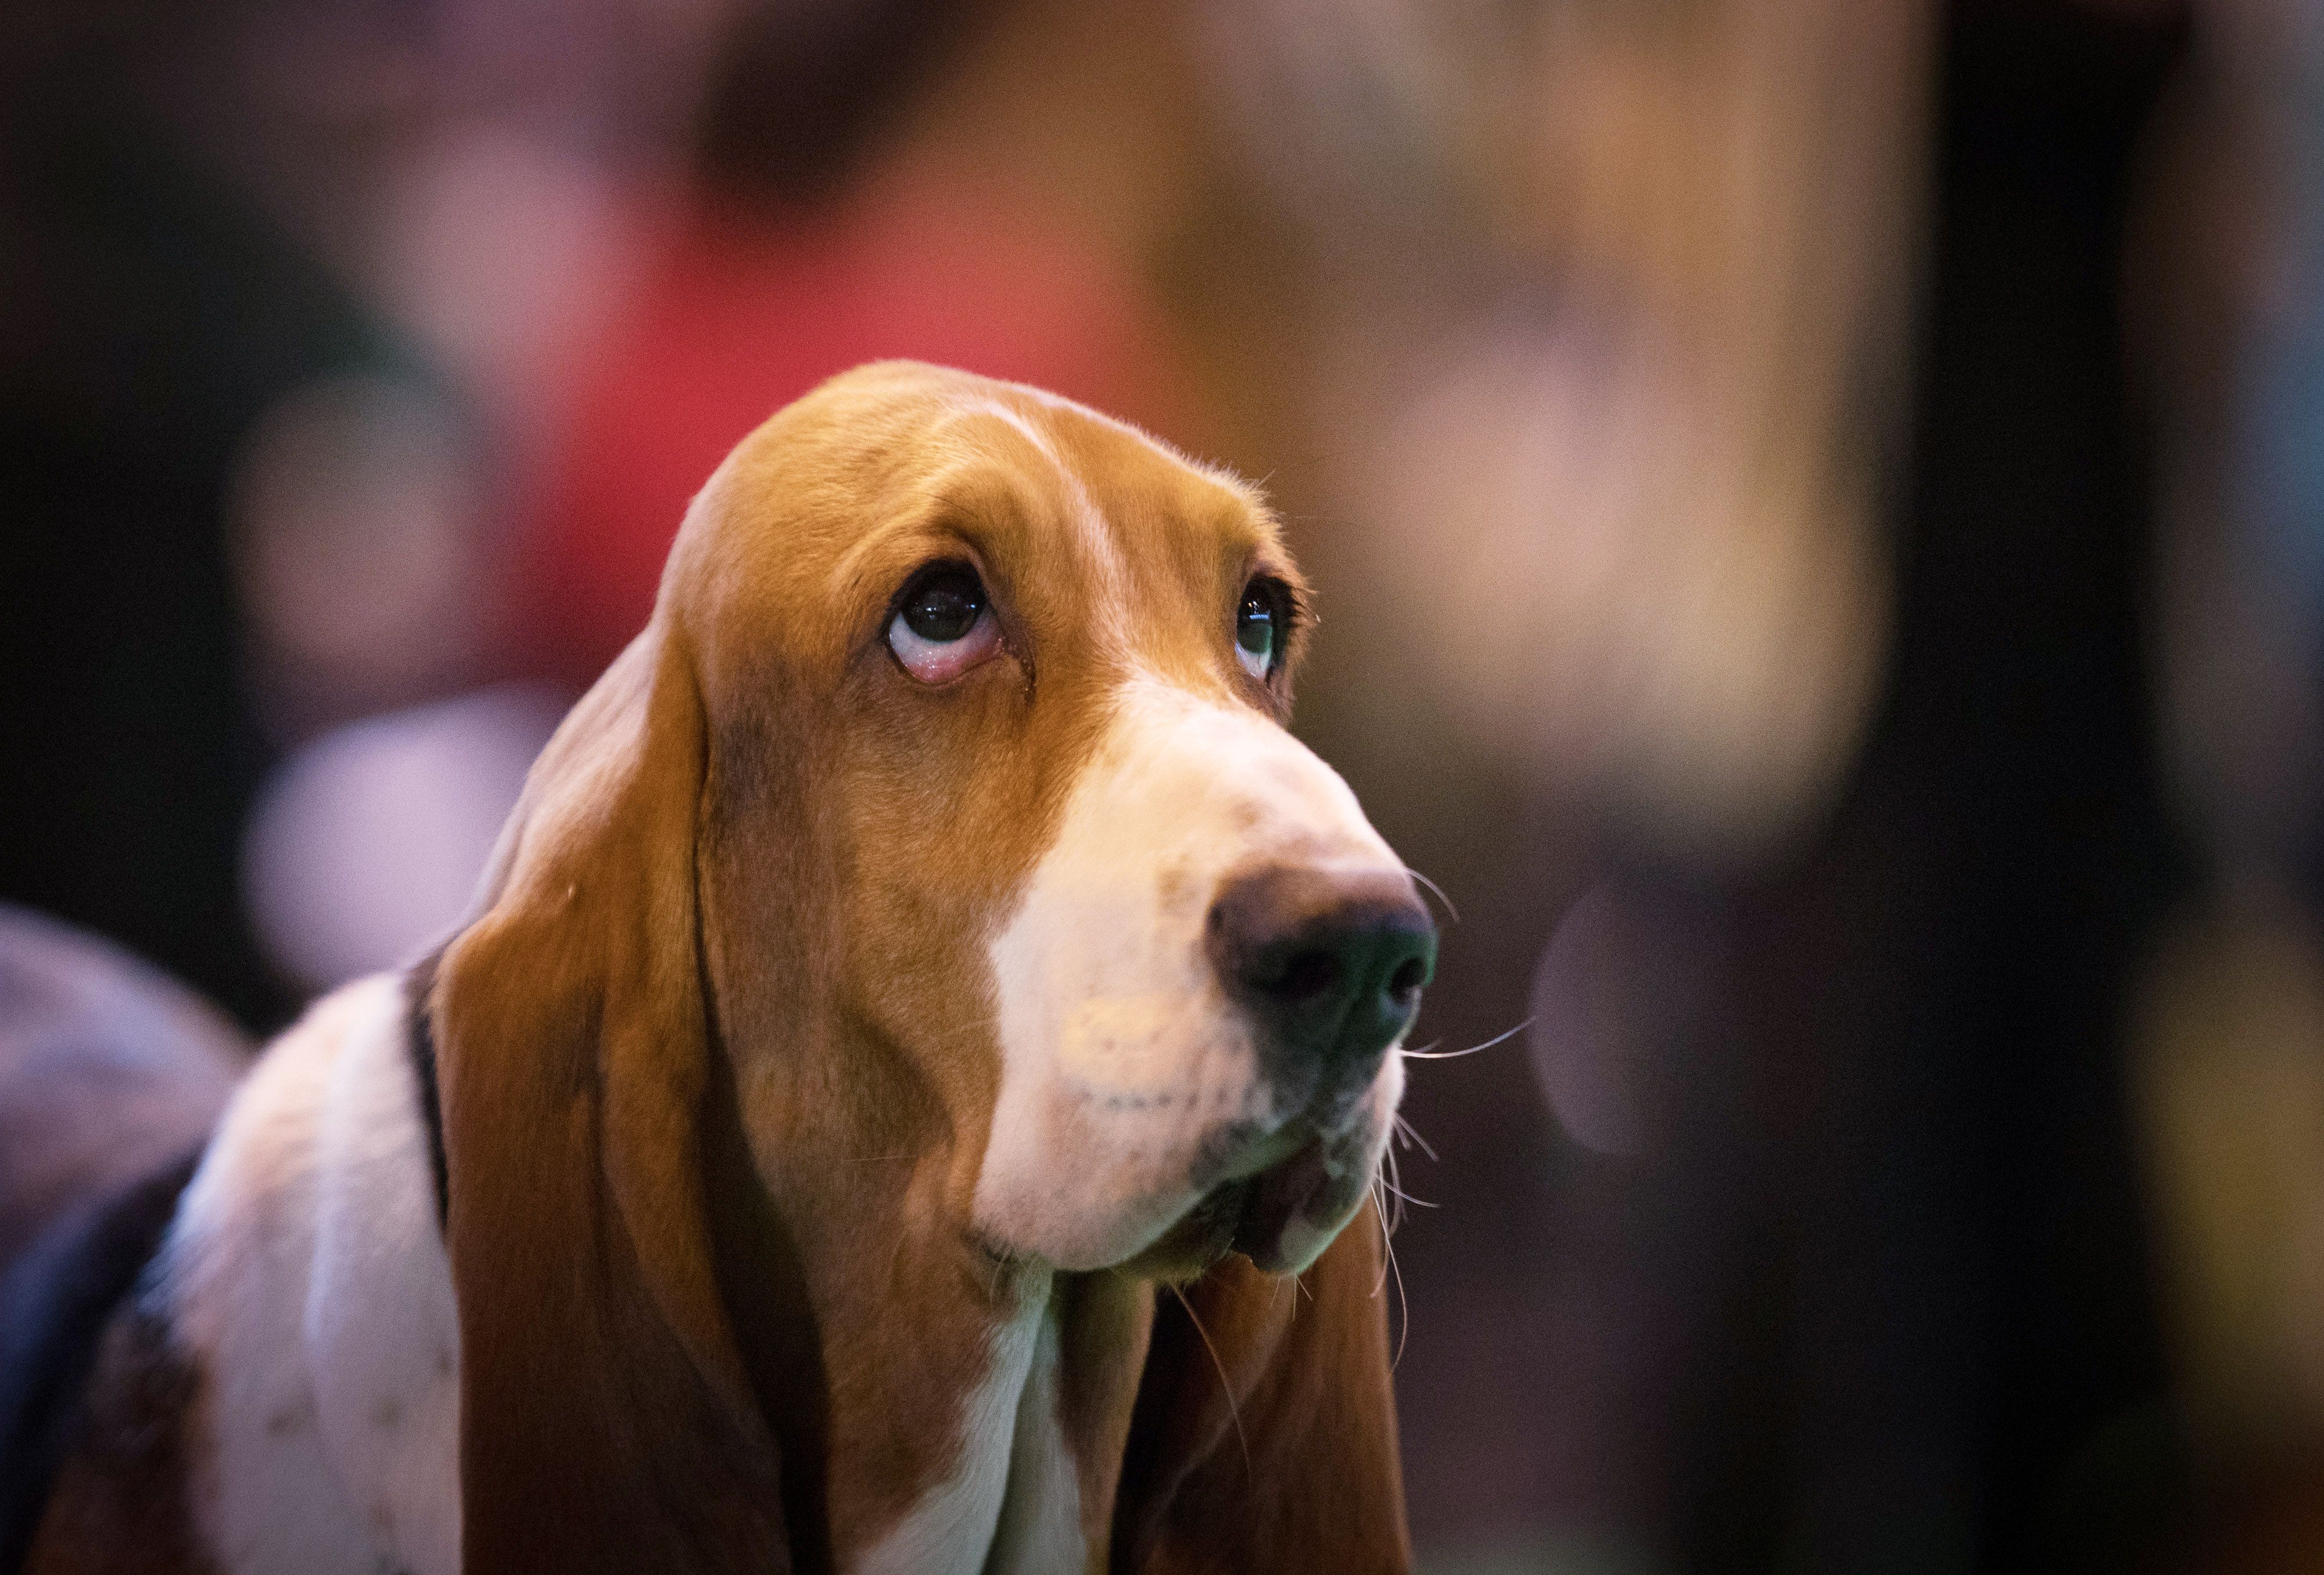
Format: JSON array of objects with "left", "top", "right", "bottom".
[
  {"left": 851, "top": 1278, "right": 1083, "bottom": 1575},
  {"left": 304, "top": 980, "right": 462, "bottom": 1575},
  {"left": 166, "top": 974, "right": 460, "bottom": 1575},
  {"left": 952, "top": 394, "right": 1129, "bottom": 602},
  {"left": 982, "top": 1306, "right": 1085, "bottom": 1573},
  {"left": 975, "top": 676, "right": 1406, "bottom": 1271}
]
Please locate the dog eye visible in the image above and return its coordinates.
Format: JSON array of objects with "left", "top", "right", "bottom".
[
  {"left": 888, "top": 564, "right": 1001, "bottom": 683},
  {"left": 1235, "top": 580, "right": 1281, "bottom": 679}
]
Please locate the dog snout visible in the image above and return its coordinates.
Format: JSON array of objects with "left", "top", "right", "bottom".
[{"left": 1206, "top": 863, "right": 1436, "bottom": 1079}]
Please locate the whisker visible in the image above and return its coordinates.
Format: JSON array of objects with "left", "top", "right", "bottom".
[
  {"left": 1403, "top": 866, "right": 1461, "bottom": 924},
  {"left": 1371, "top": 1186, "right": 1394, "bottom": 1299},
  {"left": 1392, "top": 1113, "right": 1440, "bottom": 1163},
  {"left": 1171, "top": 1284, "right": 1250, "bottom": 1477},
  {"left": 1385, "top": 1226, "right": 1410, "bottom": 1371},
  {"left": 1370, "top": 1189, "right": 1411, "bottom": 1370},
  {"left": 1401, "top": 1017, "right": 1534, "bottom": 1060},
  {"left": 1378, "top": 1175, "right": 1437, "bottom": 1212}
]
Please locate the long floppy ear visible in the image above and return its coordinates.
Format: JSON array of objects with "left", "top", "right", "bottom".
[
  {"left": 433, "top": 625, "right": 789, "bottom": 1571},
  {"left": 1112, "top": 1205, "right": 1411, "bottom": 1574}
]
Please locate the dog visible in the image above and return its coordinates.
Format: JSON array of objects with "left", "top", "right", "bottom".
[{"left": 6, "top": 361, "right": 1436, "bottom": 1574}]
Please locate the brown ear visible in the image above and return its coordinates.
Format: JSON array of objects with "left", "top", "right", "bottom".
[
  {"left": 433, "top": 627, "right": 789, "bottom": 1572},
  {"left": 1111, "top": 1207, "right": 1412, "bottom": 1574}
]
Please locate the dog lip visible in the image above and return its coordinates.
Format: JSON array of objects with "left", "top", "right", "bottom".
[
  {"left": 1228, "top": 1136, "right": 1333, "bottom": 1271},
  {"left": 1181, "top": 1108, "right": 1302, "bottom": 1197}
]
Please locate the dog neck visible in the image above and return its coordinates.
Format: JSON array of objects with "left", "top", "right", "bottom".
[
  {"left": 704, "top": 1014, "right": 1156, "bottom": 1574},
  {"left": 787, "top": 1267, "right": 1152, "bottom": 1575}
]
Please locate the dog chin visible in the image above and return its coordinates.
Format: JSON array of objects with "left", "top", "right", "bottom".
[
  {"left": 1229, "top": 1127, "right": 1383, "bottom": 1275},
  {"left": 1120, "top": 1122, "right": 1385, "bottom": 1281},
  {"left": 982, "top": 1081, "right": 1396, "bottom": 1279}
]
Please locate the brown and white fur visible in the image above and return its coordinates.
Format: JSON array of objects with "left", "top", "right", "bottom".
[{"left": 16, "top": 361, "right": 1429, "bottom": 1574}]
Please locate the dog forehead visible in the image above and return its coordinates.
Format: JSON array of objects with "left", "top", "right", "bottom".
[
  {"left": 673, "top": 362, "right": 1286, "bottom": 669},
  {"left": 795, "top": 374, "right": 1257, "bottom": 558}
]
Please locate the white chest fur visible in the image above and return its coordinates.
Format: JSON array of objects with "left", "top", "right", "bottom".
[
  {"left": 165, "top": 975, "right": 461, "bottom": 1575},
  {"left": 851, "top": 1289, "right": 1085, "bottom": 1575}
]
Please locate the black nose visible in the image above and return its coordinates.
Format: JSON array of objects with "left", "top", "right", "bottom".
[{"left": 1207, "top": 864, "right": 1437, "bottom": 1073}]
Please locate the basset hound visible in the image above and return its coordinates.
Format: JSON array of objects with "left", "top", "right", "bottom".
[{"left": 9, "top": 361, "right": 1437, "bottom": 1574}]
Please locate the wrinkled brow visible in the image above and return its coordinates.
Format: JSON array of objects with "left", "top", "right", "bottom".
[{"left": 820, "top": 467, "right": 1062, "bottom": 629}]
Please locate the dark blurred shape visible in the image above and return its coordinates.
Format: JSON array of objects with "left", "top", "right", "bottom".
[
  {"left": 2130, "top": 907, "right": 2324, "bottom": 1574},
  {"left": 0, "top": 21, "right": 435, "bottom": 1029},
  {"left": 0, "top": 904, "right": 245, "bottom": 1285},
  {"left": 0, "top": 907, "right": 232, "bottom": 1575},
  {"left": 1542, "top": 5, "right": 2200, "bottom": 1572},
  {"left": 696, "top": 0, "right": 988, "bottom": 211},
  {"left": 2126, "top": 0, "right": 2324, "bottom": 1561},
  {"left": 229, "top": 374, "right": 488, "bottom": 736}
]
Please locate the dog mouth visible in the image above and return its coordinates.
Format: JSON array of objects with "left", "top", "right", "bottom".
[
  {"left": 1225, "top": 1138, "right": 1337, "bottom": 1273},
  {"left": 1133, "top": 1129, "right": 1356, "bottom": 1279}
]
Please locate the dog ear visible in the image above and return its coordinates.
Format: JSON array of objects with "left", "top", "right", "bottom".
[
  {"left": 433, "top": 625, "right": 790, "bottom": 1572},
  {"left": 1111, "top": 1206, "right": 1412, "bottom": 1574}
]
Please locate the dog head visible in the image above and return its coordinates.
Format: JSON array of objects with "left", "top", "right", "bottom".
[
  {"left": 676, "top": 363, "right": 1429, "bottom": 1278},
  {"left": 436, "top": 361, "right": 1427, "bottom": 1569}
]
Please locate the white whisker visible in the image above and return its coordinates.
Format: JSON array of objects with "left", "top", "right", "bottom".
[
  {"left": 1370, "top": 1189, "right": 1411, "bottom": 1370},
  {"left": 1392, "top": 1113, "right": 1439, "bottom": 1163},
  {"left": 1171, "top": 1283, "right": 1250, "bottom": 1477},
  {"left": 1378, "top": 1175, "right": 1436, "bottom": 1212},
  {"left": 1403, "top": 866, "right": 1460, "bottom": 924},
  {"left": 1370, "top": 1184, "right": 1394, "bottom": 1299},
  {"left": 1400, "top": 1017, "right": 1534, "bottom": 1060}
]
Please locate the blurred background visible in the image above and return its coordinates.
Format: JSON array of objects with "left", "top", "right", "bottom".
[{"left": 5, "top": 0, "right": 2324, "bottom": 1568}]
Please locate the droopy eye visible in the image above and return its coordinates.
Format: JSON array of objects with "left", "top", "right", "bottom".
[
  {"left": 888, "top": 563, "right": 1002, "bottom": 683},
  {"left": 1235, "top": 580, "right": 1283, "bottom": 680}
]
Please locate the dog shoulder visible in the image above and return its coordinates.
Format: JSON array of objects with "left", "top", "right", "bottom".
[{"left": 36, "top": 974, "right": 457, "bottom": 1575}]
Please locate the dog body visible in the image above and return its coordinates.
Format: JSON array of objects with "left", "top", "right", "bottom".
[{"left": 13, "top": 364, "right": 1430, "bottom": 1574}]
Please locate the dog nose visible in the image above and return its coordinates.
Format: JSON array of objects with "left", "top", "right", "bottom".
[{"left": 1207, "top": 864, "right": 1437, "bottom": 1071}]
